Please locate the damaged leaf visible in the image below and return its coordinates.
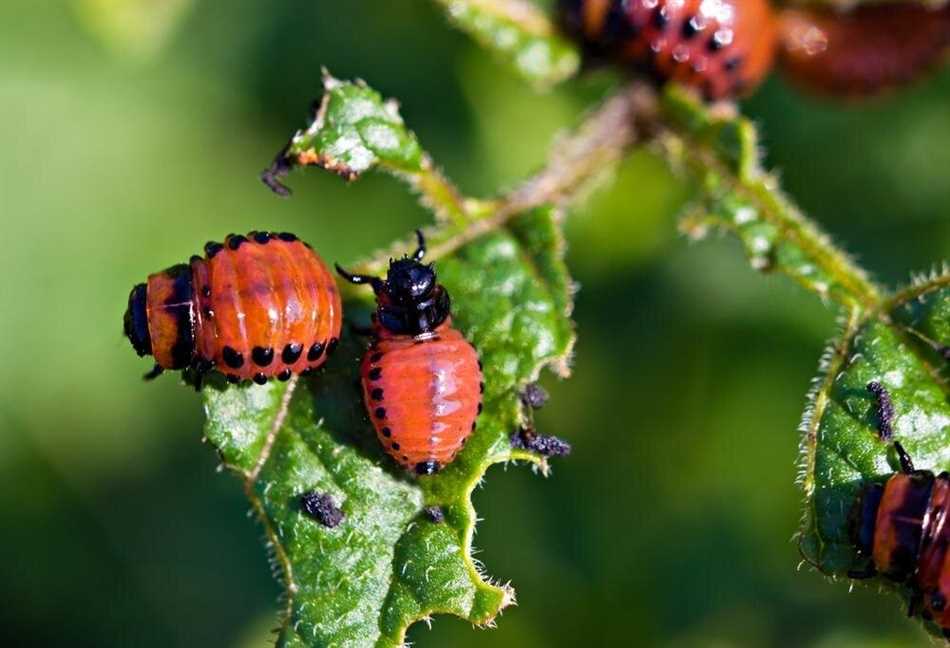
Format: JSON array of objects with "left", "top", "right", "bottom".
[
  {"left": 202, "top": 206, "right": 575, "bottom": 647},
  {"left": 798, "top": 274, "right": 950, "bottom": 638}
]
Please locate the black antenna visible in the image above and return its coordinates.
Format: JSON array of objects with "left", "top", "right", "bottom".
[
  {"left": 894, "top": 441, "right": 915, "bottom": 474},
  {"left": 412, "top": 229, "right": 426, "bottom": 261},
  {"left": 335, "top": 263, "right": 384, "bottom": 293}
]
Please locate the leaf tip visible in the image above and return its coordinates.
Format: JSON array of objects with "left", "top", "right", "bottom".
[{"left": 321, "top": 66, "right": 341, "bottom": 91}]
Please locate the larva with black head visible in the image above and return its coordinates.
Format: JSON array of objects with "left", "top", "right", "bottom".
[{"left": 337, "top": 231, "right": 483, "bottom": 476}]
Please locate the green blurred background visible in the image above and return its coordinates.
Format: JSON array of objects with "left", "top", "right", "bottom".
[{"left": 2, "top": 1, "right": 948, "bottom": 646}]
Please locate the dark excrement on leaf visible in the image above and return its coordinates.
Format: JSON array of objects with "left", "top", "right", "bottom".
[
  {"left": 521, "top": 382, "right": 550, "bottom": 410},
  {"left": 866, "top": 381, "right": 895, "bottom": 442},
  {"left": 299, "top": 491, "right": 344, "bottom": 528},
  {"left": 512, "top": 426, "right": 572, "bottom": 457},
  {"left": 423, "top": 506, "right": 445, "bottom": 523}
]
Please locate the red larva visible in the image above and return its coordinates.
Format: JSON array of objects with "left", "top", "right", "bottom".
[
  {"left": 849, "top": 383, "right": 950, "bottom": 637},
  {"left": 124, "top": 231, "right": 342, "bottom": 386},
  {"left": 337, "top": 231, "right": 483, "bottom": 475},
  {"left": 778, "top": 3, "right": 950, "bottom": 98},
  {"left": 560, "top": 0, "right": 778, "bottom": 99}
]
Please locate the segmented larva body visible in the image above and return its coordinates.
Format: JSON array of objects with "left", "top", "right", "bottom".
[
  {"left": 851, "top": 385, "right": 950, "bottom": 636},
  {"left": 852, "top": 463, "right": 950, "bottom": 635},
  {"left": 361, "top": 321, "right": 483, "bottom": 474},
  {"left": 778, "top": 3, "right": 950, "bottom": 97},
  {"left": 124, "top": 231, "right": 342, "bottom": 385},
  {"left": 337, "top": 231, "right": 483, "bottom": 475},
  {"left": 560, "top": 0, "right": 778, "bottom": 99}
]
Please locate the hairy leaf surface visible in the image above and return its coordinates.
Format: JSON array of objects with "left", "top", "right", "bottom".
[
  {"left": 797, "top": 276, "right": 950, "bottom": 635},
  {"left": 202, "top": 206, "right": 574, "bottom": 647},
  {"left": 262, "top": 73, "right": 469, "bottom": 224}
]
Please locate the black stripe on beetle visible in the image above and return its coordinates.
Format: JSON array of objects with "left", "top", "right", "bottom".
[{"left": 164, "top": 264, "right": 197, "bottom": 369}]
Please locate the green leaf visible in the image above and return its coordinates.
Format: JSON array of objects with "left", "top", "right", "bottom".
[
  {"left": 661, "top": 85, "right": 882, "bottom": 310},
  {"left": 263, "top": 73, "right": 423, "bottom": 187},
  {"left": 202, "top": 205, "right": 575, "bottom": 647},
  {"left": 263, "top": 73, "right": 469, "bottom": 225},
  {"left": 432, "top": 0, "right": 581, "bottom": 87},
  {"left": 798, "top": 272, "right": 950, "bottom": 636}
]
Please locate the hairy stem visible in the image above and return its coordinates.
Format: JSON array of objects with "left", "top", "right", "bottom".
[
  {"left": 339, "top": 82, "right": 650, "bottom": 292},
  {"left": 342, "top": 79, "right": 884, "bottom": 316},
  {"left": 662, "top": 89, "right": 883, "bottom": 311},
  {"left": 410, "top": 158, "right": 471, "bottom": 226},
  {"left": 881, "top": 267, "right": 950, "bottom": 312}
]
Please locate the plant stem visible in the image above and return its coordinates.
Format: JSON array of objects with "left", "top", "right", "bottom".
[
  {"left": 409, "top": 157, "right": 471, "bottom": 227},
  {"left": 745, "top": 176, "right": 882, "bottom": 309},
  {"left": 500, "top": 83, "right": 653, "bottom": 215},
  {"left": 347, "top": 80, "right": 886, "bottom": 317},
  {"left": 880, "top": 267, "right": 950, "bottom": 312},
  {"left": 341, "top": 82, "right": 650, "bottom": 291},
  {"left": 661, "top": 89, "right": 883, "bottom": 311}
]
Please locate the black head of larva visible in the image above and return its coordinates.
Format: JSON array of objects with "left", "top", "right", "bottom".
[
  {"left": 386, "top": 258, "right": 436, "bottom": 303},
  {"left": 336, "top": 230, "right": 451, "bottom": 336},
  {"left": 124, "top": 283, "right": 152, "bottom": 357}
]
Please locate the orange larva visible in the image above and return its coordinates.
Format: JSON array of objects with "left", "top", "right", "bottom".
[
  {"left": 560, "top": 0, "right": 778, "bottom": 100},
  {"left": 337, "top": 231, "right": 483, "bottom": 475},
  {"left": 124, "top": 231, "right": 342, "bottom": 386},
  {"left": 850, "top": 383, "right": 950, "bottom": 637},
  {"left": 778, "top": 3, "right": 950, "bottom": 97}
]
